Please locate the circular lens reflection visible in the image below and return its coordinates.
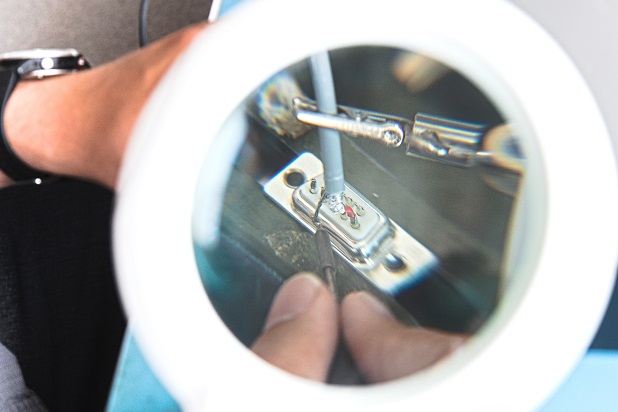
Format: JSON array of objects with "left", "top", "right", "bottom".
[{"left": 193, "top": 46, "right": 526, "bottom": 384}]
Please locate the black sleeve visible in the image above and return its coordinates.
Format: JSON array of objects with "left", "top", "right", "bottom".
[{"left": 0, "top": 179, "right": 126, "bottom": 412}]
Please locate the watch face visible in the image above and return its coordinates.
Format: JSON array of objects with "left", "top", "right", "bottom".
[{"left": 0, "top": 48, "right": 88, "bottom": 79}]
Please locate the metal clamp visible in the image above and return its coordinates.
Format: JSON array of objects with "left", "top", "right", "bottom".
[
  {"left": 292, "top": 96, "right": 494, "bottom": 167},
  {"left": 293, "top": 96, "right": 411, "bottom": 147}
]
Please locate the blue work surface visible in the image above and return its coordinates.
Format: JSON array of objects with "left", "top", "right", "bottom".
[
  {"left": 105, "top": 333, "right": 618, "bottom": 412},
  {"left": 105, "top": 332, "right": 180, "bottom": 412},
  {"left": 540, "top": 350, "right": 618, "bottom": 411}
]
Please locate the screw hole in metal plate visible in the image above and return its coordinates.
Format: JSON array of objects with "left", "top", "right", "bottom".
[
  {"left": 383, "top": 253, "right": 406, "bottom": 272},
  {"left": 283, "top": 169, "right": 306, "bottom": 188}
]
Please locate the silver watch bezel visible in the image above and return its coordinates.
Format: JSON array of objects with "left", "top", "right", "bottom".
[
  {"left": 0, "top": 48, "right": 88, "bottom": 80},
  {"left": 0, "top": 48, "right": 80, "bottom": 60}
]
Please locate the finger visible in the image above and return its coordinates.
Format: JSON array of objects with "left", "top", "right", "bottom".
[
  {"left": 341, "top": 291, "right": 466, "bottom": 382},
  {"left": 0, "top": 171, "right": 12, "bottom": 188},
  {"left": 251, "top": 272, "right": 338, "bottom": 382}
]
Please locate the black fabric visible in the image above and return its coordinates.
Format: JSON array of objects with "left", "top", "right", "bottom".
[
  {"left": 0, "top": 178, "right": 126, "bottom": 412},
  {"left": 4, "top": 392, "right": 48, "bottom": 412}
]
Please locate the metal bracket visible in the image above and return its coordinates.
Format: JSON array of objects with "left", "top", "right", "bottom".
[{"left": 263, "top": 152, "right": 437, "bottom": 293}]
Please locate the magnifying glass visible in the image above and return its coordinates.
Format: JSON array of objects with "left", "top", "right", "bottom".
[{"left": 113, "top": 0, "right": 618, "bottom": 409}]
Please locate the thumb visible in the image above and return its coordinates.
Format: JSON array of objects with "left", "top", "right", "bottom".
[
  {"left": 250, "top": 272, "right": 338, "bottom": 381},
  {"left": 341, "top": 291, "right": 466, "bottom": 382}
]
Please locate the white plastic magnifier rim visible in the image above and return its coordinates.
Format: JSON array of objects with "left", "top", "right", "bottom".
[{"left": 113, "top": 0, "right": 618, "bottom": 410}]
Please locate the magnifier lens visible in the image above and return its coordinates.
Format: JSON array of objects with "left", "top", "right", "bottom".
[{"left": 192, "top": 45, "right": 527, "bottom": 383}]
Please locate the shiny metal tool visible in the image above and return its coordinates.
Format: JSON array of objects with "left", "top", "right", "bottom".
[
  {"left": 249, "top": 71, "right": 523, "bottom": 171},
  {"left": 315, "top": 224, "right": 337, "bottom": 294},
  {"left": 293, "top": 96, "right": 494, "bottom": 168},
  {"left": 293, "top": 96, "right": 410, "bottom": 147}
]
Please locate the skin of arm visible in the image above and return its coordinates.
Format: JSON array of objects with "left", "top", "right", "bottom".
[{"left": 1, "top": 22, "right": 206, "bottom": 189}]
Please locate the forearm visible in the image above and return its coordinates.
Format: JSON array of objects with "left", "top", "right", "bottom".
[{"left": 2, "top": 23, "right": 205, "bottom": 189}]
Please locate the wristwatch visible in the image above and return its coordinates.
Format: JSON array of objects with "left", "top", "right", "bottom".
[{"left": 0, "top": 48, "right": 90, "bottom": 183}]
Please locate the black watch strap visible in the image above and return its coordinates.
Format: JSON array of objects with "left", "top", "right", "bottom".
[
  {"left": 0, "top": 66, "right": 51, "bottom": 181},
  {"left": 0, "top": 49, "right": 90, "bottom": 183}
]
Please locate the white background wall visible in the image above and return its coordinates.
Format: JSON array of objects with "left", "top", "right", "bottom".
[{"left": 0, "top": 0, "right": 213, "bottom": 65}]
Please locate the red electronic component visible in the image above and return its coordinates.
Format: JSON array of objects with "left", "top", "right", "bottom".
[{"left": 344, "top": 205, "right": 355, "bottom": 218}]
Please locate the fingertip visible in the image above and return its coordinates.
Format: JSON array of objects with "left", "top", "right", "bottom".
[
  {"left": 251, "top": 272, "right": 338, "bottom": 381},
  {"left": 263, "top": 272, "right": 327, "bottom": 331},
  {"left": 342, "top": 290, "right": 394, "bottom": 320},
  {"left": 341, "top": 291, "right": 398, "bottom": 381},
  {"left": 342, "top": 291, "right": 466, "bottom": 382}
]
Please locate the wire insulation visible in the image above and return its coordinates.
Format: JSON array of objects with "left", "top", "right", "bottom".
[{"left": 309, "top": 51, "right": 345, "bottom": 198}]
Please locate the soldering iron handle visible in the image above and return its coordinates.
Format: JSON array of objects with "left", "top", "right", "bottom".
[{"left": 315, "top": 227, "right": 336, "bottom": 275}]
